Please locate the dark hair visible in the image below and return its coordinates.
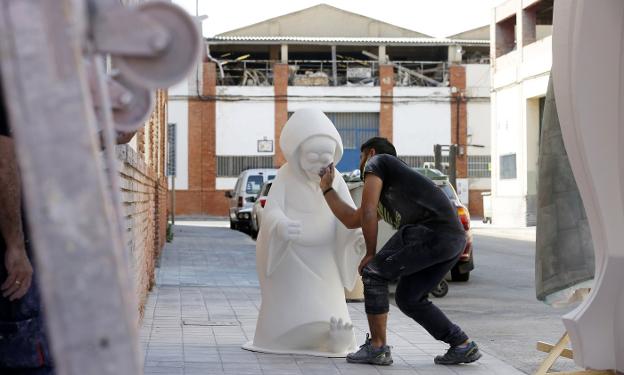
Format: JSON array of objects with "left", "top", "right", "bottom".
[{"left": 360, "top": 137, "right": 397, "bottom": 157}]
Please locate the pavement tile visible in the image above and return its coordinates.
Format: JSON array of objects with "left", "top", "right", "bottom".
[{"left": 141, "top": 221, "right": 525, "bottom": 375}]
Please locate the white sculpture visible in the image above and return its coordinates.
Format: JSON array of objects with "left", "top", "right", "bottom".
[
  {"left": 552, "top": 1, "right": 624, "bottom": 371},
  {"left": 243, "top": 108, "right": 365, "bottom": 357}
]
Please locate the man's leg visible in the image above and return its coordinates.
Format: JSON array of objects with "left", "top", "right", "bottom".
[
  {"left": 394, "top": 258, "right": 468, "bottom": 346},
  {"left": 393, "top": 235, "right": 482, "bottom": 364},
  {"left": 366, "top": 312, "right": 387, "bottom": 348}
]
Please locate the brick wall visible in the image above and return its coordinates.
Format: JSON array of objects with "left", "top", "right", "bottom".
[
  {"left": 468, "top": 189, "right": 488, "bottom": 219},
  {"left": 449, "top": 65, "right": 468, "bottom": 178},
  {"left": 274, "top": 63, "right": 289, "bottom": 167},
  {"left": 379, "top": 65, "right": 394, "bottom": 140},
  {"left": 117, "top": 89, "right": 168, "bottom": 317}
]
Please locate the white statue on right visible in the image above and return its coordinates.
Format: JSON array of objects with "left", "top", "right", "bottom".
[
  {"left": 243, "top": 108, "right": 365, "bottom": 357},
  {"left": 553, "top": 1, "right": 624, "bottom": 371}
]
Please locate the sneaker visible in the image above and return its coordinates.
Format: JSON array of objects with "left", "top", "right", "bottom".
[
  {"left": 434, "top": 341, "right": 482, "bottom": 365},
  {"left": 346, "top": 334, "right": 393, "bottom": 365}
]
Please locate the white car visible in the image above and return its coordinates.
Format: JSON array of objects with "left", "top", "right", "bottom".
[
  {"left": 250, "top": 180, "right": 273, "bottom": 238},
  {"left": 225, "top": 169, "right": 276, "bottom": 230}
]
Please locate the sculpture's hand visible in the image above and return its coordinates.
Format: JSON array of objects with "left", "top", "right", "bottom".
[{"left": 277, "top": 219, "right": 302, "bottom": 242}]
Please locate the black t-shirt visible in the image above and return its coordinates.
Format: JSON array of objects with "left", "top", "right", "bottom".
[
  {"left": 0, "top": 87, "right": 8, "bottom": 137},
  {"left": 364, "top": 154, "right": 464, "bottom": 233}
]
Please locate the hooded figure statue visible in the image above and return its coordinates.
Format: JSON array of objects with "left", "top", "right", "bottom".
[{"left": 243, "top": 108, "right": 365, "bottom": 357}]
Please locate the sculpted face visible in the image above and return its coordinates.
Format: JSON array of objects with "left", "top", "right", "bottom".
[{"left": 298, "top": 135, "right": 336, "bottom": 181}]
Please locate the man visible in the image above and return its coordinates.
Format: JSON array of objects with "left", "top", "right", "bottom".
[
  {"left": 319, "top": 137, "right": 481, "bottom": 366},
  {"left": 0, "top": 84, "right": 54, "bottom": 374}
]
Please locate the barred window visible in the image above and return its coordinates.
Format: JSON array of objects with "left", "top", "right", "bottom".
[
  {"left": 468, "top": 155, "right": 491, "bottom": 178},
  {"left": 399, "top": 155, "right": 450, "bottom": 175},
  {"left": 500, "top": 153, "right": 517, "bottom": 179},
  {"left": 217, "top": 156, "right": 275, "bottom": 177}
]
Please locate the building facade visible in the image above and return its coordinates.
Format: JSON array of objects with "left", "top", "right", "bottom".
[
  {"left": 169, "top": 4, "right": 492, "bottom": 217},
  {"left": 490, "top": 0, "right": 553, "bottom": 226}
]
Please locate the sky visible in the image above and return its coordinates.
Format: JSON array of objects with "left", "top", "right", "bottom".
[{"left": 173, "top": 0, "right": 507, "bottom": 38}]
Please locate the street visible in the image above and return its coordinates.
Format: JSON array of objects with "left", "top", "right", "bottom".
[
  {"left": 406, "top": 224, "right": 578, "bottom": 374},
  {"left": 236, "top": 221, "right": 583, "bottom": 374}
]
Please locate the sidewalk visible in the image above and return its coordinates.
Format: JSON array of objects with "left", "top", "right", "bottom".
[{"left": 140, "top": 220, "right": 524, "bottom": 375}]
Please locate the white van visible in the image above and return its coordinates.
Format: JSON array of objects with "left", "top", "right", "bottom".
[{"left": 225, "top": 168, "right": 277, "bottom": 230}]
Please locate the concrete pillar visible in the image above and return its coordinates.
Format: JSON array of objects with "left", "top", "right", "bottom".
[
  {"left": 378, "top": 45, "right": 387, "bottom": 64},
  {"left": 274, "top": 63, "right": 289, "bottom": 167},
  {"left": 449, "top": 65, "right": 468, "bottom": 178},
  {"left": 280, "top": 44, "right": 288, "bottom": 63},
  {"left": 379, "top": 65, "right": 394, "bottom": 140}
]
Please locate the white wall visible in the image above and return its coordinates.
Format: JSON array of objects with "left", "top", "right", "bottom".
[
  {"left": 287, "top": 86, "right": 379, "bottom": 113},
  {"left": 216, "top": 87, "right": 275, "bottom": 155},
  {"left": 465, "top": 64, "right": 491, "bottom": 98},
  {"left": 216, "top": 177, "right": 237, "bottom": 191},
  {"left": 467, "top": 102, "right": 491, "bottom": 156},
  {"left": 167, "top": 99, "right": 189, "bottom": 190},
  {"left": 393, "top": 87, "right": 450, "bottom": 155},
  {"left": 169, "top": 77, "right": 189, "bottom": 97}
]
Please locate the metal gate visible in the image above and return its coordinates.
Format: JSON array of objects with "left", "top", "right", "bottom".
[{"left": 325, "top": 112, "right": 379, "bottom": 172}]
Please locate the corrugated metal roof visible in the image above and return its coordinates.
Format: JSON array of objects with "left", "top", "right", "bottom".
[{"left": 206, "top": 36, "right": 489, "bottom": 46}]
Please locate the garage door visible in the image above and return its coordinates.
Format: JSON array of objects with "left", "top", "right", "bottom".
[{"left": 325, "top": 112, "right": 379, "bottom": 173}]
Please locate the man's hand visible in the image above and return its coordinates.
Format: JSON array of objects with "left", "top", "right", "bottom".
[
  {"left": 319, "top": 163, "right": 334, "bottom": 192},
  {"left": 358, "top": 254, "right": 375, "bottom": 276},
  {"left": 277, "top": 219, "right": 302, "bottom": 242},
  {"left": 2, "top": 246, "right": 33, "bottom": 301}
]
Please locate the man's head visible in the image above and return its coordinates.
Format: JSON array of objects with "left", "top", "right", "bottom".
[{"left": 359, "top": 137, "right": 396, "bottom": 178}]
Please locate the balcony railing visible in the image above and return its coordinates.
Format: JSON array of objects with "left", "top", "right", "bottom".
[{"left": 215, "top": 59, "right": 448, "bottom": 87}]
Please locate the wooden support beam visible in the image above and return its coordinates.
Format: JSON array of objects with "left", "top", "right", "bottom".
[
  {"left": 537, "top": 341, "right": 574, "bottom": 359},
  {"left": 0, "top": 1, "right": 141, "bottom": 374}
]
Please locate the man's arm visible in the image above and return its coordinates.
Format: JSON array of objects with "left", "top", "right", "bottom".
[
  {"left": 358, "top": 174, "right": 383, "bottom": 274},
  {"left": 0, "top": 135, "right": 33, "bottom": 300},
  {"left": 320, "top": 164, "right": 362, "bottom": 229}
]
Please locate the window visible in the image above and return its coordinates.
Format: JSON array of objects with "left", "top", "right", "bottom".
[
  {"left": 468, "top": 155, "right": 491, "bottom": 178},
  {"left": 217, "top": 156, "right": 274, "bottom": 177},
  {"left": 246, "top": 175, "right": 264, "bottom": 194},
  {"left": 500, "top": 153, "right": 517, "bottom": 179}
]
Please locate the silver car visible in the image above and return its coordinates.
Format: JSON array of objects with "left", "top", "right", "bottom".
[
  {"left": 225, "top": 168, "right": 276, "bottom": 230},
  {"left": 250, "top": 180, "right": 273, "bottom": 238}
]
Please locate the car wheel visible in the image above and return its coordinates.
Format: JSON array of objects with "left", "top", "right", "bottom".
[
  {"left": 430, "top": 280, "right": 449, "bottom": 298},
  {"left": 451, "top": 266, "right": 470, "bottom": 282},
  {"left": 230, "top": 219, "right": 238, "bottom": 230}
]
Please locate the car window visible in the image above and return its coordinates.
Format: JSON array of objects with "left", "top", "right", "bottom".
[
  {"left": 440, "top": 184, "right": 458, "bottom": 201},
  {"left": 246, "top": 175, "right": 264, "bottom": 194},
  {"left": 268, "top": 175, "right": 276, "bottom": 181}
]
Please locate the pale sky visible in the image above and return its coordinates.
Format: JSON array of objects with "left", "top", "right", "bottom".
[{"left": 174, "top": 0, "right": 507, "bottom": 38}]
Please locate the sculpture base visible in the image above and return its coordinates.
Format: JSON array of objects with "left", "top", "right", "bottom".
[{"left": 242, "top": 341, "right": 349, "bottom": 358}]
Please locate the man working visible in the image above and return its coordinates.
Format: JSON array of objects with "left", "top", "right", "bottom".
[
  {"left": 319, "top": 137, "right": 481, "bottom": 366},
  {"left": 0, "top": 84, "right": 54, "bottom": 374}
]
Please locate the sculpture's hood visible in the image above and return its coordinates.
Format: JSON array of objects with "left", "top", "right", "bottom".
[{"left": 280, "top": 108, "right": 343, "bottom": 164}]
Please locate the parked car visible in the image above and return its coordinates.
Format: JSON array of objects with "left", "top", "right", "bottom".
[
  {"left": 250, "top": 180, "right": 273, "bottom": 238},
  {"left": 225, "top": 169, "right": 276, "bottom": 230},
  {"left": 348, "top": 167, "right": 474, "bottom": 282},
  {"left": 418, "top": 169, "right": 474, "bottom": 282}
]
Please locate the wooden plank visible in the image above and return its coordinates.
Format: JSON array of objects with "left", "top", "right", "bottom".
[
  {"left": 535, "top": 333, "right": 570, "bottom": 375},
  {"left": 0, "top": 1, "right": 141, "bottom": 374},
  {"left": 537, "top": 341, "right": 574, "bottom": 359}
]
